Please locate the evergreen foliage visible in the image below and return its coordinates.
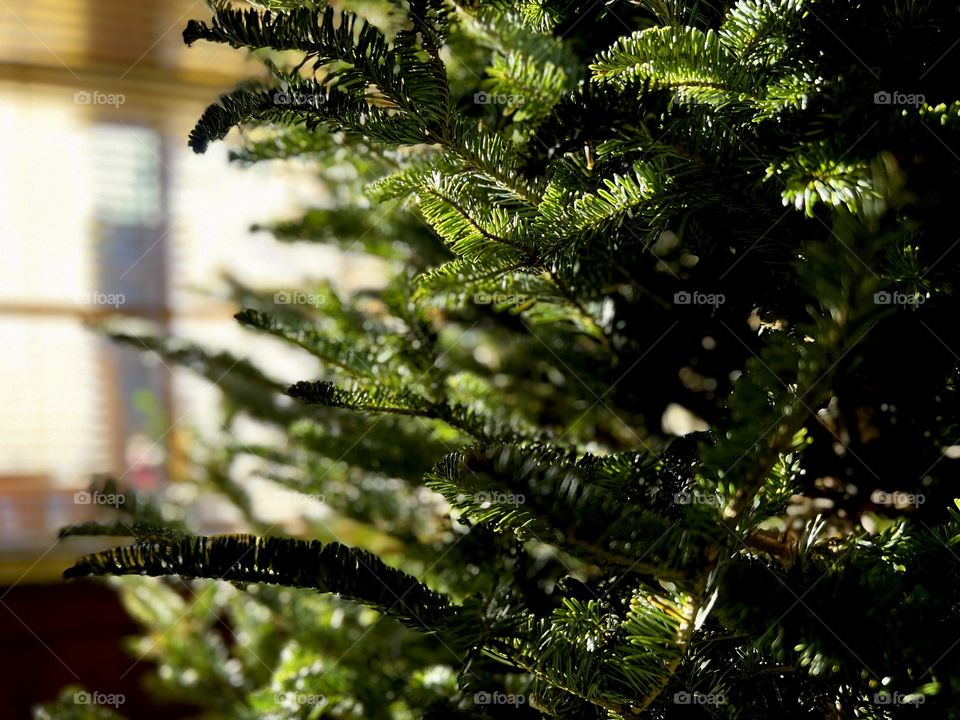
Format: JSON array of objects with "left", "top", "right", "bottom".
[{"left": 45, "top": 0, "right": 960, "bottom": 718}]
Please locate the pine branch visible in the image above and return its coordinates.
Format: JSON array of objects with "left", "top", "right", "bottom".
[
  {"left": 418, "top": 177, "right": 530, "bottom": 258},
  {"left": 288, "top": 379, "right": 434, "bottom": 416},
  {"left": 65, "top": 534, "right": 459, "bottom": 634},
  {"left": 236, "top": 308, "right": 379, "bottom": 380},
  {"left": 592, "top": 27, "right": 743, "bottom": 99},
  {"left": 184, "top": 5, "right": 448, "bottom": 118},
  {"left": 426, "top": 444, "right": 691, "bottom": 575},
  {"left": 184, "top": 4, "right": 450, "bottom": 152},
  {"left": 187, "top": 81, "right": 430, "bottom": 153},
  {"left": 288, "top": 376, "right": 529, "bottom": 443}
]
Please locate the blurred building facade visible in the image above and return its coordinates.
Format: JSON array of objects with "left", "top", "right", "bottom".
[{"left": 0, "top": 0, "right": 353, "bottom": 577}]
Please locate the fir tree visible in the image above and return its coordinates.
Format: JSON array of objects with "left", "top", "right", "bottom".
[{"left": 42, "top": 0, "right": 960, "bottom": 718}]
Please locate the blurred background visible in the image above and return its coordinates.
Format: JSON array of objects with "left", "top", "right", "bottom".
[{"left": 0, "top": 1, "right": 376, "bottom": 715}]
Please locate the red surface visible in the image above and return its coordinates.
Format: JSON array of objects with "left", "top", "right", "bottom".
[{"left": 0, "top": 582, "right": 197, "bottom": 719}]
